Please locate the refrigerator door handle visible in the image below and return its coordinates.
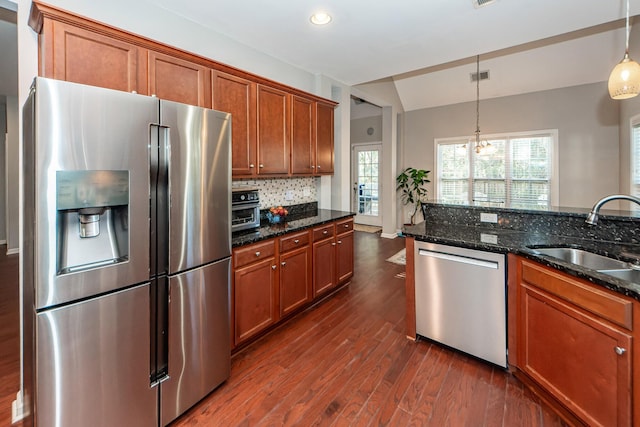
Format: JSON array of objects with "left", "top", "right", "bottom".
[{"left": 150, "top": 124, "right": 170, "bottom": 277}]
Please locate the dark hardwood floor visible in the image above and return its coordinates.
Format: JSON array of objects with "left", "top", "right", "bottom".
[
  {"left": 0, "top": 234, "right": 566, "bottom": 426},
  {"left": 0, "top": 245, "right": 20, "bottom": 427}
]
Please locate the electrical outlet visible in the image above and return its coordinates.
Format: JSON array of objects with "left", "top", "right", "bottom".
[
  {"left": 480, "top": 212, "right": 498, "bottom": 223},
  {"left": 303, "top": 187, "right": 311, "bottom": 197},
  {"left": 285, "top": 190, "right": 294, "bottom": 201}
]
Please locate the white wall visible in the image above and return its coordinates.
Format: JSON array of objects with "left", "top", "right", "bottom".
[
  {"left": 5, "top": 95, "right": 17, "bottom": 254},
  {"left": 351, "top": 80, "right": 404, "bottom": 237},
  {"left": 401, "top": 81, "right": 620, "bottom": 213}
]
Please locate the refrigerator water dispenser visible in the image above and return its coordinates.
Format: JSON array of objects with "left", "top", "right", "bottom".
[{"left": 56, "top": 170, "right": 130, "bottom": 274}]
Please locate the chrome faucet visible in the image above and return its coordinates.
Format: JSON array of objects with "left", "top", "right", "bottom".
[{"left": 585, "top": 194, "right": 640, "bottom": 225}]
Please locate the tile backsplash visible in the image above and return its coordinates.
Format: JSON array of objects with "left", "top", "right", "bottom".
[{"left": 233, "top": 177, "right": 318, "bottom": 208}]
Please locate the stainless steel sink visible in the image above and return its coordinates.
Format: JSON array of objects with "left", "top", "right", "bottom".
[
  {"left": 597, "top": 268, "right": 640, "bottom": 283},
  {"left": 530, "top": 247, "right": 631, "bottom": 270},
  {"left": 530, "top": 247, "right": 640, "bottom": 285}
]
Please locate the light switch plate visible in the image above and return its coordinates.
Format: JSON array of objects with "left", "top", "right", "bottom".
[
  {"left": 480, "top": 212, "right": 498, "bottom": 223},
  {"left": 285, "top": 190, "right": 294, "bottom": 201}
]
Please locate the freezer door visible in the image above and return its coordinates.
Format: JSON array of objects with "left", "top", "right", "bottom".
[
  {"left": 161, "top": 101, "right": 231, "bottom": 274},
  {"left": 161, "top": 258, "right": 231, "bottom": 425},
  {"left": 35, "top": 283, "right": 157, "bottom": 427},
  {"left": 30, "top": 77, "right": 157, "bottom": 310}
]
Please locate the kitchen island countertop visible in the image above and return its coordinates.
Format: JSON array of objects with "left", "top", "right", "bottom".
[
  {"left": 403, "top": 221, "right": 640, "bottom": 301},
  {"left": 232, "top": 209, "right": 355, "bottom": 248}
]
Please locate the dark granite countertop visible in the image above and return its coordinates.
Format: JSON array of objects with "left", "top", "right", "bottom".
[
  {"left": 403, "top": 221, "right": 640, "bottom": 301},
  {"left": 232, "top": 209, "right": 355, "bottom": 247}
]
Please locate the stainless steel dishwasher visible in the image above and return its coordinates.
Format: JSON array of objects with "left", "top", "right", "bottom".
[{"left": 414, "top": 241, "right": 507, "bottom": 367}]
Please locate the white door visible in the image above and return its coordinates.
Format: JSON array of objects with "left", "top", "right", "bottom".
[{"left": 351, "top": 144, "right": 382, "bottom": 226}]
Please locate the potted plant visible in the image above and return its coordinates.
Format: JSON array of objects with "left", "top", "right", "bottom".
[{"left": 396, "top": 167, "right": 430, "bottom": 225}]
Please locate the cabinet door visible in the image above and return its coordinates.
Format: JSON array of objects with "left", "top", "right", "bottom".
[
  {"left": 148, "top": 51, "right": 210, "bottom": 107},
  {"left": 315, "top": 101, "right": 334, "bottom": 175},
  {"left": 313, "top": 237, "right": 336, "bottom": 297},
  {"left": 43, "top": 20, "right": 144, "bottom": 93},
  {"left": 290, "top": 95, "right": 315, "bottom": 175},
  {"left": 257, "top": 85, "right": 290, "bottom": 175},
  {"left": 280, "top": 245, "right": 312, "bottom": 317},
  {"left": 233, "top": 257, "right": 278, "bottom": 346},
  {"left": 213, "top": 71, "right": 257, "bottom": 177},
  {"left": 521, "top": 285, "right": 632, "bottom": 427},
  {"left": 336, "top": 231, "right": 354, "bottom": 284}
]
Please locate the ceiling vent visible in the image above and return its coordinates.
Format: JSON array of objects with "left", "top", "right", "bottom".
[
  {"left": 473, "top": 0, "right": 497, "bottom": 8},
  {"left": 471, "top": 70, "right": 490, "bottom": 82}
]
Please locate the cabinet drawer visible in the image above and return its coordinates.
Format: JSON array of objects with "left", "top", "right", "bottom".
[
  {"left": 280, "top": 230, "right": 310, "bottom": 253},
  {"left": 233, "top": 239, "right": 276, "bottom": 268},
  {"left": 336, "top": 218, "right": 354, "bottom": 234},
  {"left": 521, "top": 259, "right": 633, "bottom": 330},
  {"left": 313, "top": 224, "right": 335, "bottom": 241}
]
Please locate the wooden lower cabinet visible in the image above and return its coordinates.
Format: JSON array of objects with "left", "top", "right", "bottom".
[
  {"left": 512, "top": 256, "right": 635, "bottom": 426},
  {"left": 279, "top": 238, "right": 312, "bottom": 317},
  {"left": 233, "top": 218, "right": 354, "bottom": 350}
]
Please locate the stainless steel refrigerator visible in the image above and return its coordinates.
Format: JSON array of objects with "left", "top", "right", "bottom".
[{"left": 22, "top": 77, "right": 231, "bottom": 426}]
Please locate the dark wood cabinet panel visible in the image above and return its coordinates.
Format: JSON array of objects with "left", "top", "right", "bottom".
[
  {"left": 313, "top": 237, "right": 336, "bottom": 298},
  {"left": 257, "top": 85, "right": 290, "bottom": 175},
  {"left": 42, "top": 20, "right": 144, "bottom": 93},
  {"left": 290, "top": 95, "right": 314, "bottom": 175},
  {"left": 514, "top": 258, "right": 634, "bottom": 427},
  {"left": 316, "top": 101, "right": 335, "bottom": 175},
  {"left": 212, "top": 71, "right": 257, "bottom": 177},
  {"left": 147, "top": 51, "right": 210, "bottom": 107},
  {"left": 336, "top": 231, "right": 354, "bottom": 284},
  {"left": 233, "top": 256, "right": 278, "bottom": 346},
  {"left": 280, "top": 245, "right": 312, "bottom": 317}
]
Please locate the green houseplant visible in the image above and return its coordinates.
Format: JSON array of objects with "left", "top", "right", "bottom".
[{"left": 396, "top": 167, "right": 430, "bottom": 225}]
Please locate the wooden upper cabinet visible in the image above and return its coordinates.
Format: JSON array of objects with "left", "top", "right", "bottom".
[
  {"left": 290, "top": 96, "right": 315, "bottom": 175},
  {"left": 147, "top": 51, "right": 210, "bottom": 107},
  {"left": 212, "top": 71, "right": 257, "bottom": 177},
  {"left": 40, "top": 20, "right": 145, "bottom": 93},
  {"left": 257, "top": 85, "right": 290, "bottom": 175},
  {"left": 316, "top": 101, "right": 335, "bottom": 174}
]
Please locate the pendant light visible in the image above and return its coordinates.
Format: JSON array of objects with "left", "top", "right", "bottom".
[
  {"left": 608, "top": 0, "right": 640, "bottom": 99},
  {"left": 471, "top": 55, "right": 494, "bottom": 154}
]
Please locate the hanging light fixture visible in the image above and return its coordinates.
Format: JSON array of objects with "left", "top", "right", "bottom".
[
  {"left": 470, "top": 55, "right": 494, "bottom": 154},
  {"left": 608, "top": 0, "right": 640, "bottom": 99}
]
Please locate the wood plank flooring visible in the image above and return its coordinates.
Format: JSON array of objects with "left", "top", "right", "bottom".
[
  {"left": 172, "top": 233, "right": 567, "bottom": 427},
  {"left": 0, "top": 235, "right": 566, "bottom": 426}
]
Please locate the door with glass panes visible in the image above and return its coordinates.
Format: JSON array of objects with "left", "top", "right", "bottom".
[{"left": 351, "top": 144, "right": 382, "bottom": 226}]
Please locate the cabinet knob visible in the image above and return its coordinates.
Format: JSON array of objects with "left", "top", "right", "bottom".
[
  {"left": 317, "top": 166, "right": 321, "bottom": 169},
  {"left": 332, "top": 242, "right": 336, "bottom": 246},
  {"left": 131, "top": 90, "right": 137, "bottom": 94},
  {"left": 311, "top": 165, "right": 315, "bottom": 169},
  {"left": 281, "top": 261, "right": 286, "bottom": 266},
  {"left": 255, "top": 251, "right": 261, "bottom": 257},
  {"left": 151, "top": 94, "right": 157, "bottom": 97},
  {"left": 259, "top": 164, "right": 264, "bottom": 168},
  {"left": 615, "top": 346, "right": 627, "bottom": 355},
  {"left": 249, "top": 164, "right": 255, "bottom": 168},
  {"left": 337, "top": 240, "right": 342, "bottom": 244},
  {"left": 272, "top": 265, "right": 277, "bottom": 270},
  {"left": 294, "top": 239, "right": 300, "bottom": 244},
  {"left": 323, "top": 230, "right": 328, "bottom": 235},
  {"left": 344, "top": 224, "right": 349, "bottom": 228}
]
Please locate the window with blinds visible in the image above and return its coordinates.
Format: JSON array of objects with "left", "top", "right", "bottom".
[
  {"left": 436, "top": 132, "right": 556, "bottom": 209},
  {"left": 632, "top": 121, "right": 640, "bottom": 198}
]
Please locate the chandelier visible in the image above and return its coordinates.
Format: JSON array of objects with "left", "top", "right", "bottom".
[
  {"left": 470, "top": 55, "right": 494, "bottom": 154},
  {"left": 608, "top": 0, "right": 640, "bottom": 99}
]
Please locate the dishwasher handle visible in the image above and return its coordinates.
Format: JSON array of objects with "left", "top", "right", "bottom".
[{"left": 418, "top": 249, "right": 499, "bottom": 269}]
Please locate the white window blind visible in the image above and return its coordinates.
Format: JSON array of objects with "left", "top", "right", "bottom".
[
  {"left": 632, "top": 122, "right": 640, "bottom": 198},
  {"left": 436, "top": 132, "right": 555, "bottom": 209}
]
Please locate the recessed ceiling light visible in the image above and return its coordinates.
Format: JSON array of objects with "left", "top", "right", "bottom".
[{"left": 310, "top": 11, "right": 332, "bottom": 25}]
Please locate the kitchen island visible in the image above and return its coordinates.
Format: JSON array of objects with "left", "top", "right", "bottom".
[{"left": 403, "top": 202, "right": 640, "bottom": 427}]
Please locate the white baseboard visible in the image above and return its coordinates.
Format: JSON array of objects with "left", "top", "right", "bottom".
[
  {"left": 0, "top": 239, "right": 6, "bottom": 245},
  {"left": 12, "top": 391, "right": 27, "bottom": 424},
  {"left": 6, "top": 247, "right": 19, "bottom": 255},
  {"left": 380, "top": 232, "right": 397, "bottom": 239}
]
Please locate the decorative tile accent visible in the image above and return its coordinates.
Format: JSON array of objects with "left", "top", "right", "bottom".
[{"left": 233, "top": 177, "right": 318, "bottom": 209}]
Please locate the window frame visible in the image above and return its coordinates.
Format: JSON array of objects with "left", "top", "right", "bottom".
[{"left": 434, "top": 129, "right": 559, "bottom": 208}]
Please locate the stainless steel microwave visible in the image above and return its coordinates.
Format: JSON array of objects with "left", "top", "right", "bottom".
[{"left": 231, "top": 187, "right": 260, "bottom": 231}]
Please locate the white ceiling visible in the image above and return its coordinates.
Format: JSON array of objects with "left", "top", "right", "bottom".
[{"left": 1, "top": 1, "right": 638, "bottom": 109}]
